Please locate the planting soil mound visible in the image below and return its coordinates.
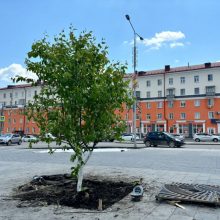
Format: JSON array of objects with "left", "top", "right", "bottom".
[{"left": 13, "top": 174, "right": 133, "bottom": 210}]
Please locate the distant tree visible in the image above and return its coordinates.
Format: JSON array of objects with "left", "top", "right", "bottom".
[{"left": 14, "top": 27, "right": 133, "bottom": 191}]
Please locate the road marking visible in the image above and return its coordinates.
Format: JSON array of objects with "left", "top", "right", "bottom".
[{"left": 34, "top": 148, "right": 129, "bottom": 153}]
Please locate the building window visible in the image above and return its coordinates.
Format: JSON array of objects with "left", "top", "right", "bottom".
[
  {"left": 32, "top": 127, "right": 36, "bottom": 133},
  {"left": 10, "top": 93, "right": 13, "bottom": 98},
  {"left": 180, "top": 113, "right": 186, "bottom": 119},
  {"left": 125, "top": 114, "right": 128, "bottom": 120},
  {"left": 3, "top": 93, "right": 6, "bottom": 98},
  {"left": 168, "top": 101, "right": 174, "bottom": 108},
  {"left": 157, "top": 101, "right": 163, "bottom": 108},
  {"left": 208, "top": 74, "right": 213, "bottom": 81},
  {"left": 206, "top": 86, "right": 215, "bottom": 95},
  {"left": 180, "top": 77, "right": 185, "bottom": 84},
  {"left": 157, "top": 79, "right": 162, "bottom": 86},
  {"left": 34, "top": 90, "right": 37, "bottom": 96},
  {"left": 146, "top": 102, "right": 151, "bottom": 109},
  {"left": 208, "top": 112, "right": 214, "bottom": 119},
  {"left": 15, "top": 92, "right": 18, "bottom": 98},
  {"left": 146, "top": 91, "right": 151, "bottom": 98},
  {"left": 146, "top": 114, "right": 151, "bottom": 120},
  {"left": 180, "top": 101, "right": 186, "bottom": 107},
  {"left": 14, "top": 101, "right": 17, "bottom": 105},
  {"left": 194, "top": 87, "right": 200, "bottom": 95},
  {"left": 28, "top": 91, "right": 31, "bottom": 97},
  {"left": 194, "top": 75, "right": 199, "bottom": 83},
  {"left": 13, "top": 118, "right": 16, "bottom": 124},
  {"left": 157, "top": 113, "right": 162, "bottom": 119},
  {"left": 167, "top": 88, "right": 174, "bottom": 95},
  {"left": 158, "top": 90, "right": 162, "bottom": 97},
  {"left": 19, "top": 118, "right": 23, "bottom": 124},
  {"left": 168, "top": 113, "right": 174, "bottom": 119},
  {"left": 194, "top": 100, "right": 200, "bottom": 107},
  {"left": 146, "top": 80, "right": 151, "bottom": 87},
  {"left": 169, "top": 78, "right": 173, "bottom": 85},
  {"left": 195, "top": 112, "right": 200, "bottom": 119},
  {"left": 136, "top": 91, "right": 141, "bottom": 99},
  {"left": 180, "top": 89, "right": 185, "bottom": 96},
  {"left": 207, "top": 99, "right": 214, "bottom": 107}
]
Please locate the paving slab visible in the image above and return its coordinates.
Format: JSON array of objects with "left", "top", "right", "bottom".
[{"left": 1, "top": 160, "right": 220, "bottom": 220}]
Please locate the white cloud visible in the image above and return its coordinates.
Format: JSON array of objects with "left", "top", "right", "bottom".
[
  {"left": 141, "top": 31, "right": 185, "bottom": 50},
  {"left": 0, "top": 64, "right": 37, "bottom": 86},
  {"left": 170, "top": 42, "right": 184, "bottom": 48}
]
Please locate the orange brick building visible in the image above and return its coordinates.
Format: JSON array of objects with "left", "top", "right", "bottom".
[
  {"left": 1, "top": 62, "right": 220, "bottom": 138},
  {"left": 123, "top": 62, "right": 220, "bottom": 137}
]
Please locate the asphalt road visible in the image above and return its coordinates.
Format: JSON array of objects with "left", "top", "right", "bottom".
[{"left": 1, "top": 141, "right": 220, "bottom": 176}]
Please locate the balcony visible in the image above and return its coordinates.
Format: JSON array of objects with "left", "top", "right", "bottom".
[
  {"left": 206, "top": 86, "right": 215, "bottom": 97},
  {"left": 166, "top": 94, "right": 175, "bottom": 101}
]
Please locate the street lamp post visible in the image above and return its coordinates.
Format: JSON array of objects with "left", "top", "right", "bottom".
[{"left": 125, "top": 14, "right": 144, "bottom": 148}]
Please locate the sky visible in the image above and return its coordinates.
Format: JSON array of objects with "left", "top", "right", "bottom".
[{"left": 0, "top": 0, "right": 220, "bottom": 88}]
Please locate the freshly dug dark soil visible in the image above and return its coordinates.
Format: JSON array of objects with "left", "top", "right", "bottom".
[{"left": 13, "top": 174, "right": 134, "bottom": 210}]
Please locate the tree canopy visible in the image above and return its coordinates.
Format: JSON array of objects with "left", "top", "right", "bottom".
[{"left": 15, "top": 26, "right": 133, "bottom": 180}]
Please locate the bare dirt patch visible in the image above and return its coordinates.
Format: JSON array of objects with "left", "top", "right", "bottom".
[{"left": 13, "top": 174, "right": 134, "bottom": 210}]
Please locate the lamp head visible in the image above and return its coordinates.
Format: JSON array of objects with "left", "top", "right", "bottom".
[{"left": 125, "top": 14, "right": 130, "bottom": 21}]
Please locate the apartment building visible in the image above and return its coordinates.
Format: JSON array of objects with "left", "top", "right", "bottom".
[
  {"left": 0, "top": 62, "right": 220, "bottom": 137},
  {"left": 124, "top": 62, "right": 220, "bottom": 137},
  {"left": 0, "top": 84, "right": 41, "bottom": 134}
]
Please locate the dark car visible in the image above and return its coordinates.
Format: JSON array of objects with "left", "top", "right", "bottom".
[{"left": 143, "top": 131, "right": 185, "bottom": 148}]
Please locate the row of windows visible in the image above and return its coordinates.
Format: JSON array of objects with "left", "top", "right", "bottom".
[
  {"left": 145, "top": 99, "right": 214, "bottom": 109},
  {"left": 7, "top": 118, "right": 35, "bottom": 124},
  {"left": 6, "top": 127, "right": 36, "bottom": 133},
  {"left": 138, "top": 86, "right": 215, "bottom": 98},
  {"left": 133, "top": 111, "right": 216, "bottom": 121},
  {"left": 145, "top": 74, "right": 213, "bottom": 87},
  {"left": 1, "top": 90, "right": 37, "bottom": 99}
]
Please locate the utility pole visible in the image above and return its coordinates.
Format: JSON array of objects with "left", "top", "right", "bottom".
[{"left": 125, "top": 14, "right": 144, "bottom": 147}]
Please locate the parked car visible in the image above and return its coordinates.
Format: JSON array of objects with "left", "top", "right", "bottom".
[
  {"left": 172, "top": 133, "right": 185, "bottom": 141},
  {"left": 144, "top": 131, "right": 185, "bottom": 148},
  {"left": 0, "top": 133, "right": 22, "bottom": 145},
  {"left": 193, "top": 133, "right": 220, "bottom": 142},
  {"left": 22, "top": 135, "right": 38, "bottom": 142},
  {"left": 121, "top": 133, "right": 140, "bottom": 141}
]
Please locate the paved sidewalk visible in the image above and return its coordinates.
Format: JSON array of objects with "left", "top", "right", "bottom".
[{"left": 1, "top": 159, "right": 220, "bottom": 220}]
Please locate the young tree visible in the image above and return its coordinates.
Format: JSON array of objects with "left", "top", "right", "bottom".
[{"left": 15, "top": 27, "right": 133, "bottom": 191}]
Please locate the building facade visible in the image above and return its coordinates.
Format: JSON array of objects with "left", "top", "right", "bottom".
[
  {"left": 0, "top": 84, "right": 41, "bottom": 135},
  {"left": 0, "top": 62, "right": 220, "bottom": 137},
  {"left": 124, "top": 62, "right": 220, "bottom": 137}
]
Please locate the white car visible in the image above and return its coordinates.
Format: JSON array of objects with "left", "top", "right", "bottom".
[
  {"left": 22, "top": 135, "right": 38, "bottom": 142},
  {"left": 0, "top": 133, "right": 22, "bottom": 145},
  {"left": 193, "top": 133, "right": 220, "bottom": 142},
  {"left": 121, "top": 133, "right": 140, "bottom": 141}
]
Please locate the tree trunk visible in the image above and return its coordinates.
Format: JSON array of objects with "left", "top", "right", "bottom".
[
  {"left": 76, "top": 150, "right": 92, "bottom": 192},
  {"left": 77, "top": 165, "right": 84, "bottom": 192}
]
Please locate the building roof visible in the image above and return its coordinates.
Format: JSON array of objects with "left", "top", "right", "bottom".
[
  {"left": 125, "top": 61, "right": 220, "bottom": 78},
  {"left": 0, "top": 84, "right": 32, "bottom": 90}
]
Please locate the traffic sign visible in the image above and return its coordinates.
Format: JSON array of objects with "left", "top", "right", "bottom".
[{"left": 0, "top": 116, "right": 5, "bottom": 122}]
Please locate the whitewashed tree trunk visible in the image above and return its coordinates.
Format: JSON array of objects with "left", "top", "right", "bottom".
[{"left": 77, "top": 150, "right": 92, "bottom": 192}]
